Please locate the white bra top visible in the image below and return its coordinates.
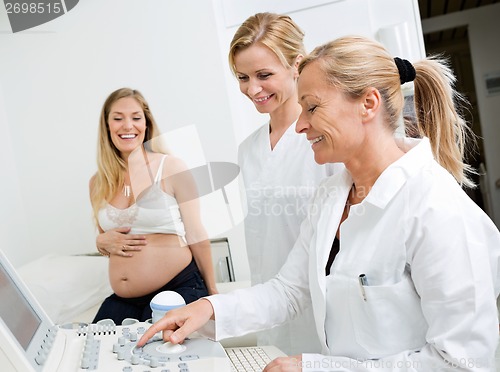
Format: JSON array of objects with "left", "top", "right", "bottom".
[{"left": 97, "top": 155, "right": 186, "bottom": 237}]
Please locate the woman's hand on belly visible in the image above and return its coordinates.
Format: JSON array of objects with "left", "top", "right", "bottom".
[{"left": 97, "top": 227, "right": 147, "bottom": 257}]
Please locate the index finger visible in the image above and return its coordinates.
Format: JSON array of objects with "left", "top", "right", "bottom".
[{"left": 137, "top": 320, "right": 167, "bottom": 347}]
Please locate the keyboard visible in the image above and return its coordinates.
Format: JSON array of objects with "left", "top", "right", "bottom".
[{"left": 225, "top": 346, "right": 286, "bottom": 372}]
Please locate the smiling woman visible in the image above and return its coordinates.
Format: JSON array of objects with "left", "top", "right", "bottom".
[
  {"left": 227, "top": 12, "right": 341, "bottom": 356},
  {"left": 136, "top": 35, "right": 500, "bottom": 372},
  {"left": 88, "top": 88, "right": 218, "bottom": 325}
]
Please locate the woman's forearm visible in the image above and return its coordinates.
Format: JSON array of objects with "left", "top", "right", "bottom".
[{"left": 189, "top": 240, "right": 218, "bottom": 294}]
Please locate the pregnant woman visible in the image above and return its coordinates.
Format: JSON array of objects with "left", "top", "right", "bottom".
[{"left": 89, "top": 87, "right": 217, "bottom": 325}]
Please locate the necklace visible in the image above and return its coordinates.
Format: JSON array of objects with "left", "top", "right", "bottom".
[{"left": 123, "top": 184, "right": 131, "bottom": 198}]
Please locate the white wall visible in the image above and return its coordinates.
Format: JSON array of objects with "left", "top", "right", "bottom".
[
  {"left": 0, "top": 0, "right": 242, "bottom": 269},
  {"left": 421, "top": 3, "right": 500, "bottom": 226},
  {"left": 0, "top": 83, "right": 31, "bottom": 267},
  {"left": 0, "top": 1, "right": 424, "bottom": 281}
]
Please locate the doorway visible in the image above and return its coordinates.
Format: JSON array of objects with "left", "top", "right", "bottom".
[{"left": 423, "top": 26, "right": 488, "bottom": 213}]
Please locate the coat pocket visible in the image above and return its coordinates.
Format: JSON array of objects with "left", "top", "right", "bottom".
[{"left": 348, "top": 270, "right": 427, "bottom": 357}]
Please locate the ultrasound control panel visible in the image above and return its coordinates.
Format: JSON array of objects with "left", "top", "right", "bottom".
[
  {"left": 37, "top": 320, "right": 231, "bottom": 372},
  {"left": 0, "top": 249, "right": 234, "bottom": 372}
]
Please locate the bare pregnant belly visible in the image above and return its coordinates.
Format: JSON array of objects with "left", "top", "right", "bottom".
[{"left": 108, "top": 234, "right": 192, "bottom": 298}]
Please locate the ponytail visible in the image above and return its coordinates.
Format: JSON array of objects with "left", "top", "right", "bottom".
[{"left": 412, "top": 57, "right": 476, "bottom": 187}]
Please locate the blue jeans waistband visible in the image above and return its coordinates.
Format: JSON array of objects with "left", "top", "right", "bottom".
[{"left": 117, "top": 258, "right": 199, "bottom": 306}]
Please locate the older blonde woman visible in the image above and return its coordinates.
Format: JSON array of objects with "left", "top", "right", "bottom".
[{"left": 139, "top": 36, "right": 500, "bottom": 371}]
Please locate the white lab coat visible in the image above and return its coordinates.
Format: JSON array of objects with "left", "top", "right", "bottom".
[
  {"left": 238, "top": 121, "right": 338, "bottom": 355},
  {"left": 209, "top": 137, "right": 500, "bottom": 371}
]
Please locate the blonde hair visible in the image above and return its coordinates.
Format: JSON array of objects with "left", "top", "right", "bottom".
[
  {"left": 90, "top": 88, "right": 163, "bottom": 222},
  {"left": 228, "top": 12, "right": 306, "bottom": 74},
  {"left": 299, "top": 35, "right": 476, "bottom": 187}
]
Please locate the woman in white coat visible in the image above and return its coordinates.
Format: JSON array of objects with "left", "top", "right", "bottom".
[
  {"left": 230, "top": 13, "right": 337, "bottom": 355},
  {"left": 139, "top": 36, "right": 500, "bottom": 371}
]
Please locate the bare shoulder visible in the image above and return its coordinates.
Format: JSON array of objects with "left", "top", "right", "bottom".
[
  {"left": 162, "top": 154, "right": 189, "bottom": 176},
  {"left": 161, "top": 155, "right": 196, "bottom": 195}
]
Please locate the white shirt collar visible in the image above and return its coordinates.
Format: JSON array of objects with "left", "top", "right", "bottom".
[{"left": 327, "top": 137, "right": 434, "bottom": 209}]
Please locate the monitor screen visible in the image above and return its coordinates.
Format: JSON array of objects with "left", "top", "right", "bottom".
[{"left": 0, "top": 264, "right": 41, "bottom": 350}]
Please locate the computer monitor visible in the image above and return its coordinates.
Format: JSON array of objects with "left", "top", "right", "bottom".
[{"left": 0, "top": 249, "right": 55, "bottom": 372}]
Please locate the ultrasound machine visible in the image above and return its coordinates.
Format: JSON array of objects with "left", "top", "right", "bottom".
[{"left": 0, "top": 250, "right": 285, "bottom": 371}]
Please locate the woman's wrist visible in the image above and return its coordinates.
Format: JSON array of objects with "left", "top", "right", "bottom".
[
  {"left": 97, "top": 247, "right": 109, "bottom": 257},
  {"left": 207, "top": 284, "right": 218, "bottom": 294},
  {"left": 96, "top": 234, "right": 105, "bottom": 250}
]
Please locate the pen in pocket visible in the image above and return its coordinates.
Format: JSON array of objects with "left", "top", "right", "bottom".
[{"left": 358, "top": 274, "right": 368, "bottom": 301}]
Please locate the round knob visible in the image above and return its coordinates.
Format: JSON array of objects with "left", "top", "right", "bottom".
[
  {"left": 156, "top": 341, "right": 186, "bottom": 354},
  {"left": 131, "top": 354, "right": 140, "bottom": 365},
  {"left": 149, "top": 357, "right": 159, "bottom": 368},
  {"left": 117, "top": 350, "right": 125, "bottom": 360},
  {"left": 80, "top": 357, "right": 90, "bottom": 369}
]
